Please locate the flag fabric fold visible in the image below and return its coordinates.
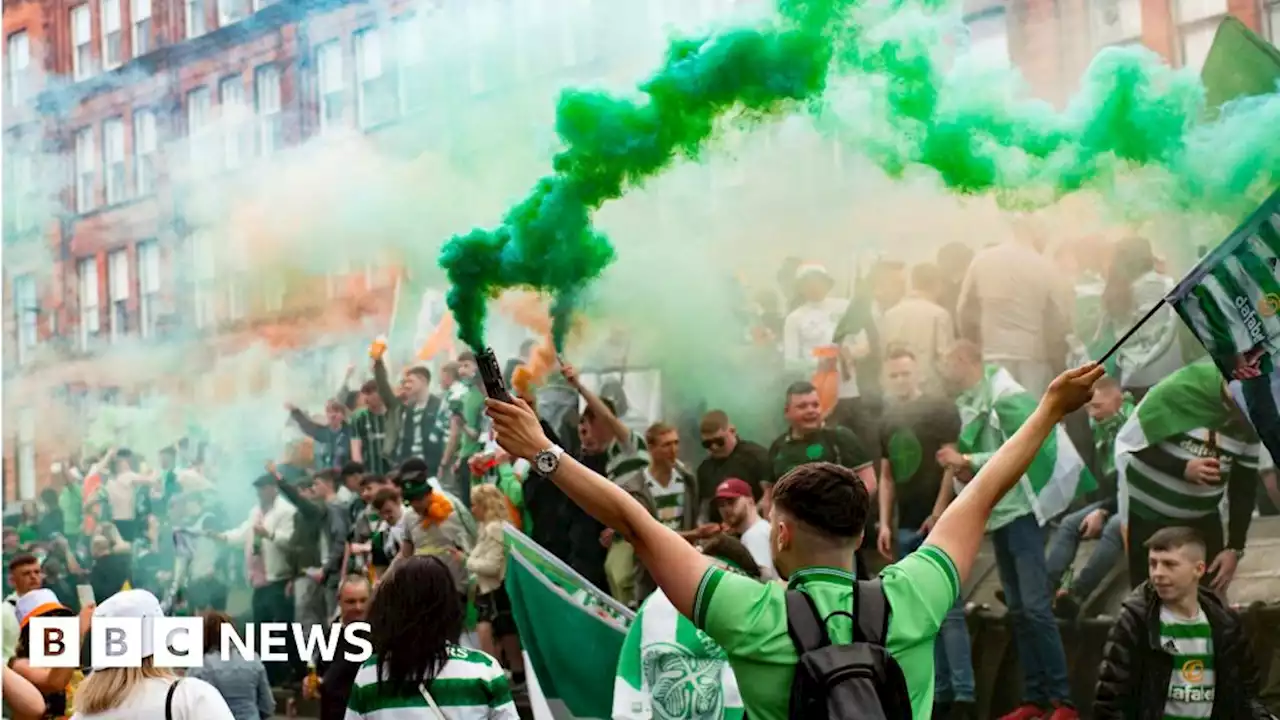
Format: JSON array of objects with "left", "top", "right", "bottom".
[
  {"left": 956, "top": 365, "right": 1096, "bottom": 526},
  {"left": 1167, "top": 189, "right": 1280, "bottom": 462},
  {"left": 504, "top": 525, "right": 634, "bottom": 720}
]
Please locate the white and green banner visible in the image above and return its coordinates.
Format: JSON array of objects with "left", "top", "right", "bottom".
[{"left": 504, "top": 525, "right": 634, "bottom": 720}]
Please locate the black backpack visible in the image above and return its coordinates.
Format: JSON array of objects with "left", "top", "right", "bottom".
[{"left": 784, "top": 578, "right": 912, "bottom": 719}]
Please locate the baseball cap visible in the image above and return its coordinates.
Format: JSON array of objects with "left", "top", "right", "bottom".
[
  {"left": 92, "top": 589, "right": 164, "bottom": 669},
  {"left": 16, "top": 589, "right": 72, "bottom": 629},
  {"left": 714, "top": 478, "right": 753, "bottom": 501},
  {"left": 794, "top": 263, "right": 831, "bottom": 281}
]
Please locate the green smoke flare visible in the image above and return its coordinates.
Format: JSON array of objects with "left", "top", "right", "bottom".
[{"left": 439, "top": 3, "right": 851, "bottom": 351}]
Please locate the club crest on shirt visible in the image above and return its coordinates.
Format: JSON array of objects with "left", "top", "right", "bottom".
[{"left": 1181, "top": 659, "right": 1206, "bottom": 683}]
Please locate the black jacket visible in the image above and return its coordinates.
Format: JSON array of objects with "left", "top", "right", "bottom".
[{"left": 1095, "top": 582, "right": 1273, "bottom": 720}]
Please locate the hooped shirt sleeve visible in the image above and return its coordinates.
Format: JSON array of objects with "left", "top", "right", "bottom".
[{"left": 880, "top": 544, "right": 961, "bottom": 649}]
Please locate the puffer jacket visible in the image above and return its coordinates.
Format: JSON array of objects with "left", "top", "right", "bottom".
[{"left": 1095, "top": 582, "right": 1274, "bottom": 720}]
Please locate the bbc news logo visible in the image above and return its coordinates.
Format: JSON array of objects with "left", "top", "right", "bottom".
[{"left": 28, "top": 618, "right": 373, "bottom": 668}]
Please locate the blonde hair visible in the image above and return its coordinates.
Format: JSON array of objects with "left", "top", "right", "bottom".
[
  {"left": 470, "top": 484, "right": 509, "bottom": 524},
  {"left": 74, "top": 657, "right": 174, "bottom": 714}
]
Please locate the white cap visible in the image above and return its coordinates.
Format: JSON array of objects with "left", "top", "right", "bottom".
[
  {"left": 795, "top": 263, "right": 831, "bottom": 281},
  {"left": 92, "top": 589, "right": 164, "bottom": 669},
  {"left": 16, "top": 589, "right": 70, "bottom": 628}
]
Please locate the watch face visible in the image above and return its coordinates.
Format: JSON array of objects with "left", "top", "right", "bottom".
[{"left": 535, "top": 452, "right": 557, "bottom": 474}]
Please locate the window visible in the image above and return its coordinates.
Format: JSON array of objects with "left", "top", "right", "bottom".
[
  {"left": 108, "top": 248, "right": 130, "bottom": 340},
  {"left": 1181, "top": 23, "right": 1217, "bottom": 71},
  {"left": 255, "top": 64, "right": 282, "bottom": 156},
  {"left": 220, "top": 76, "right": 251, "bottom": 168},
  {"left": 72, "top": 5, "right": 95, "bottom": 81},
  {"left": 963, "top": 9, "right": 1010, "bottom": 68},
  {"left": 137, "top": 240, "right": 160, "bottom": 337},
  {"left": 102, "top": 0, "right": 122, "bottom": 70},
  {"left": 191, "top": 233, "right": 216, "bottom": 328},
  {"left": 218, "top": 0, "right": 249, "bottom": 28},
  {"left": 1091, "top": 0, "right": 1142, "bottom": 45},
  {"left": 78, "top": 256, "right": 100, "bottom": 349},
  {"left": 103, "top": 117, "right": 126, "bottom": 203},
  {"left": 133, "top": 109, "right": 157, "bottom": 194},
  {"left": 355, "top": 28, "right": 396, "bottom": 127},
  {"left": 187, "top": 0, "right": 206, "bottom": 39},
  {"left": 12, "top": 274, "right": 38, "bottom": 365},
  {"left": 395, "top": 15, "right": 428, "bottom": 113},
  {"left": 9, "top": 152, "right": 37, "bottom": 234},
  {"left": 187, "top": 87, "right": 213, "bottom": 173},
  {"left": 7, "top": 32, "right": 30, "bottom": 106},
  {"left": 316, "top": 42, "right": 345, "bottom": 133},
  {"left": 132, "top": 0, "right": 152, "bottom": 57},
  {"left": 17, "top": 409, "right": 35, "bottom": 500},
  {"left": 75, "top": 127, "right": 96, "bottom": 213}
]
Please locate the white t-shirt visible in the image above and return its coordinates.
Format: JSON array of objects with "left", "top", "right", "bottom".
[
  {"left": 783, "top": 298, "right": 850, "bottom": 372},
  {"left": 71, "top": 677, "right": 235, "bottom": 720},
  {"left": 738, "top": 518, "right": 775, "bottom": 579}
]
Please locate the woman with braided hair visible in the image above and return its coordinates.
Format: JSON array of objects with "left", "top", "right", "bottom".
[{"left": 345, "top": 556, "right": 517, "bottom": 719}]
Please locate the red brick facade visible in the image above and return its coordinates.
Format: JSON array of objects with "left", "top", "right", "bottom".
[{"left": 1, "top": 0, "right": 1272, "bottom": 500}]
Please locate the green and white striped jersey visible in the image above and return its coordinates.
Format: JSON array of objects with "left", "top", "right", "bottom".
[
  {"left": 644, "top": 469, "right": 686, "bottom": 531},
  {"left": 345, "top": 645, "right": 518, "bottom": 720},
  {"left": 1174, "top": 216, "right": 1280, "bottom": 372},
  {"left": 1160, "top": 606, "right": 1215, "bottom": 720},
  {"left": 1124, "top": 427, "right": 1260, "bottom": 521}
]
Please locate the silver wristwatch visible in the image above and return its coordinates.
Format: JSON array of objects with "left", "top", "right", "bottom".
[{"left": 533, "top": 445, "right": 565, "bottom": 475}]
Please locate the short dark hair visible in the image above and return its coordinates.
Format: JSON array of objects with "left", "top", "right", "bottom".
[
  {"left": 439, "top": 362, "right": 460, "bottom": 381},
  {"left": 457, "top": 351, "right": 476, "bottom": 364},
  {"left": 884, "top": 345, "right": 916, "bottom": 362},
  {"left": 1144, "top": 526, "right": 1207, "bottom": 555},
  {"left": 785, "top": 381, "right": 817, "bottom": 403},
  {"left": 771, "top": 462, "right": 869, "bottom": 540},
  {"left": 8, "top": 553, "right": 38, "bottom": 572},
  {"left": 702, "top": 535, "right": 762, "bottom": 579},
  {"left": 341, "top": 462, "right": 365, "bottom": 478},
  {"left": 372, "top": 487, "right": 401, "bottom": 510},
  {"left": 645, "top": 422, "right": 677, "bottom": 446},
  {"left": 699, "top": 410, "right": 729, "bottom": 435},
  {"left": 406, "top": 366, "right": 431, "bottom": 383},
  {"left": 360, "top": 380, "right": 378, "bottom": 395},
  {"left": 360, "top": 473, "right": 388, "bottom": 487}
]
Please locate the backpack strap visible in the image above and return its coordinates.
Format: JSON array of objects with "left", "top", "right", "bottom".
[
  {"left": 853, "top": 578, "right": 891, "bottom": 646},
  {"left": 785, "top": 590, "right": 829, "bottom": 653},
  {"left": 165, "top": 678, "right": 182, "bottom": 720}
]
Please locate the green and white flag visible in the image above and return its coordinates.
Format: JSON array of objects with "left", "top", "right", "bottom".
[
  {"left": 956, "top": 365, "right": 1096, "bottom": 525},
  {"left": 1114, "top": 360, "right": 1262, "bottom": 523},
  {"left": 504, "top": 525, "right": 634, "bottom": 720},
  {"left": 1168, "top": 189, "right": 1280, "bottom": 463},
  {"left": 613, "top": 589, "right": 744, "bottom": 720}
]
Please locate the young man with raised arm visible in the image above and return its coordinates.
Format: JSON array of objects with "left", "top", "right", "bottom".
[{"left": 485, "top": 363, "right": 1104, "bottom": 720}]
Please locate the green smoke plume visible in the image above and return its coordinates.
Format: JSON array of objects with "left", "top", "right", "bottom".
[
  {"left": 439, "top": 1, "right": 853, "bottom": 351},
  {"left": 441, "top": 0, "right": 1280, "bottom": 350}
]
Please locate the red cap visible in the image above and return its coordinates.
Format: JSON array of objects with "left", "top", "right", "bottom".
[{"left": 714, "top": 478, "right": 753, "bottom": 501}]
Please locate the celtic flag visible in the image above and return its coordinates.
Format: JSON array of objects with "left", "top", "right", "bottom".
[
  {"left": 504, "top": 525, "right": 634, "bottom": 719},
  {"left": 1167, "top": 188, "right": 1280, "bottom": 461},
  {"left": 613, "top": 589, "right": 744, "bottom": 720}
]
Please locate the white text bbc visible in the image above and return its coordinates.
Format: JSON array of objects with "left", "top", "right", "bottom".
[{"left": 28, "top": 618, "right": 373, "bottom": 668}]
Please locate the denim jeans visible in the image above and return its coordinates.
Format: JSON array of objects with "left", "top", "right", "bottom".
[
  {"left": 900, "top": 529, "right": 976, "bottom": 703},
  {"left": 991, "top": 514, "right": 1072, "bottom": 705},
  {"left": 1044, "top": 501, "right": 1126, "bottom": 600}
]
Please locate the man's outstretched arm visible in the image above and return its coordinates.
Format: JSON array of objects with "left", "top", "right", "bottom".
[
  {"left": 926, "top": 364, "right": 1103, "bottom": 584},
  {"left": 485, "top": 399, "right": 709, "bottom": 619}
]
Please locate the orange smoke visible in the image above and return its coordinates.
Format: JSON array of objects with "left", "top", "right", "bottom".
[
  {"left": 417, "top": 314, "right": 456, "bottom": 362},
  {"left": 812, "top": 345, "right": 839, "bottom": 418},
  {"left": 512, "top": 335, "right": 557, "bottom": 396}
]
